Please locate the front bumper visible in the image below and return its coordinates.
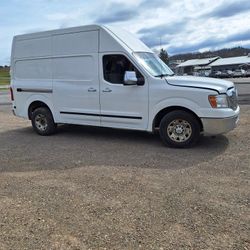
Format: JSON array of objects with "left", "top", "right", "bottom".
[{"left": 201, "top": 115, "right": 239, "bottom": 136}]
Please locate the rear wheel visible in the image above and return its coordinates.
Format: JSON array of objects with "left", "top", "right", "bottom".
[
  {"left": 159, "top": 110, "right": 200, "bottom": 148},
  {"left": 31, "top": 107, "right": 57, "bottom": 136}
]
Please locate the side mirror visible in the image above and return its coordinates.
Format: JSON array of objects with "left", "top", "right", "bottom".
[{"left": 124, "top": 71, "right": 137, "bottom": 86}]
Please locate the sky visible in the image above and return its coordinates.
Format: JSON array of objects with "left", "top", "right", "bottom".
[{"left": 0, "top": 0, "right": 250, "bottom": 65}]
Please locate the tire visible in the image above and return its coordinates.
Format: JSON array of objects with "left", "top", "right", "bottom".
[
  {"left": 31, "top": 107, "right": 57, "bottom": 136},
  {"left": 159, "top": 110, "right": 200, "bottom": 148}
]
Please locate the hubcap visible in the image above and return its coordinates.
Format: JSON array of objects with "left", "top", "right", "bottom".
[
  {"left": 35, "top": 114, "right": 48, "bottom": 131},
  {"left": 167, "top": 119, "right": 192, "bottom": 142}
]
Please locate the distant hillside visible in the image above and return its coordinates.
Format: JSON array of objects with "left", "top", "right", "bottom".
[{"left": 170, "top": 47, "right": 250, "bottom": 61}]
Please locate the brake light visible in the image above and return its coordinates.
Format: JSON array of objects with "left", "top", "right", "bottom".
[{"left": 10, "top": 87, "right": 14, "bottom": 101}]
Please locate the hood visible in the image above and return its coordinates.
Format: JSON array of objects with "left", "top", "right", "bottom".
[{"left": 165, "top": 75, "right": 234, "bottom": 94}]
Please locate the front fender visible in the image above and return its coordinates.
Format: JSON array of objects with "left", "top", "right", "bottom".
[{"left": 148, "top": 97, "right": 202, "bottom": 132}]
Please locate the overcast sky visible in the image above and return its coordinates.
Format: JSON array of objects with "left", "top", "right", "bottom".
[{"left": 0, "top": 0, "right": 250, "bottom": 65}]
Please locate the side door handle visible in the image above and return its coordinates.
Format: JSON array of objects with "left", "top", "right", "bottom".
[
  {"left": 88, "top": 87, "right": 97, "bottom": 92},
  {"left": 102, "top": 88, "right": 112, "bottom": 93}
]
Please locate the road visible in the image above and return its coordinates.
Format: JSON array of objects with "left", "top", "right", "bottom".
[
  {"left": 235, "top": 83, "right": 250, "bottom": 94},
  {"left": 235, "top": 83, "right": 250, "bottom": 104},
  {"left": 0, "top": 91, "right": 10, "bottom": 105}
]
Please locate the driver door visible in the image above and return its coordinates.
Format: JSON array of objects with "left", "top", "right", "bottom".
[{"left": 99, "top": 53, "right": 149, "bottom": 130}]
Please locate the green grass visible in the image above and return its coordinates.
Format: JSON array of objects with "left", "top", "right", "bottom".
[
  {"left": 0, "top": 71, "right": 10, "bottom": 77},
  {"left": 0, "top": 79, "right": 10, "bottom": 85},
  {"left": 0, "top": 69, "right": 10, "bottom": 85}
]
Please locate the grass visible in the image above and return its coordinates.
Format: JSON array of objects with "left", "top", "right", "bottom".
[
  {"left": 0, "top": 79, "right": 10, "bottom": 85},
  {"left": 0, "top": 69, "right": 10, "bottom": 86},
  {"left": 0, "top": 70, "right": 9, "bottom": 77}
]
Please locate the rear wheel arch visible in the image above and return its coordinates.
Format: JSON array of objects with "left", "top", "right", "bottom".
[
  {"left": 28, "top": 101, "right": 52, "bottom": 120},
  {"left": 153, "top": 106, "right": 203, "bottom": 132}
]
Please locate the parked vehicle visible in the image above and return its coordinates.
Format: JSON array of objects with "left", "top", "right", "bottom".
[
  {"left": 196, "top": 71, "right": 210, "bottom": 77},
  {"left": 238, "top": 64, "right": 250, "bottom": 77},
  {"left": 10, "top": 25, "right": 240, "bottom": 148},
  {"left": 245, "top": 69, "right": 250, "bottom": 77},
  {"left": 209, "top": 71, "right": 220, "bottom": 78},
  {"left": 233, "top": 69, "right": 246, "bottom": 77},
  {"left": 220, "top": 70, "right": 230, "bottom": 78},
  {"left": 226, "top": 70, "right": 234, "bottom": 78},
  {"left": 214, "top": 71, "right": 222, "bottom": 78}
]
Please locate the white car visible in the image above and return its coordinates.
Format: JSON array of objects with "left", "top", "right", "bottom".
[
  {"left": 10, "top": 25, "right": 240, "bottom": 147},
  {"left": 246, "top": 69, "right": 250, "bottom": 77},
  {"left": 214, "top": 71, "right": 222, "bottom": 77},
  {"left": 227, "top": 70, "right": 234, "bottom": 77},
  {"left": 233, "top": 69, "right": 246, "bottom": 77}
]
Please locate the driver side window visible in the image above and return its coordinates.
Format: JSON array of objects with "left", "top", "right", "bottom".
[{"left": 103, "top": 54, "right": 144, "bottom": 85}]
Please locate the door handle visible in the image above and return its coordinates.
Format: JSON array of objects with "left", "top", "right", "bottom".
[
  {"left": 102, "top": 88, "right": 112, "bottom": 93},
  {"left": 88, "top": 87, "right": 97, "bottom": 92}
]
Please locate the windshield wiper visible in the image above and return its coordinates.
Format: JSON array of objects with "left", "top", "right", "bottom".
[{"left": 155, "top": 73, "right": 174, "bottom": 78}]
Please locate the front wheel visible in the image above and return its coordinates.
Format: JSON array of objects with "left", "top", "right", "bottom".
[
  {"left": 159, "top": 110, "right": 201, "bottom": 148},
  {"left": 31, "top": 107, "right": 57, "bottom": 136}
]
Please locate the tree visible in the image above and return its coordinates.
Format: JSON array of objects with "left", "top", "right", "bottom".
[{"left": 159, "top": 48, "right": 169, "bottom": 65}]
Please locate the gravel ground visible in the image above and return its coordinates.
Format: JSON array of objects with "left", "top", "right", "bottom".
[
  {"left": 0, "top": 105, "right": 249, "bottom": 249},
  {"left": 228, "top": 77, "right": 250, "bottom": 84}
]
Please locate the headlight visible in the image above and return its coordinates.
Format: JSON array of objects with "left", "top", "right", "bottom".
[{"left": 208, "top": 94, "right": 229, "bottom": 108}]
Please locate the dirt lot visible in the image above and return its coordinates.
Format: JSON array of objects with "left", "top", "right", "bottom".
[{"left": 0, "top": 105, "right": 249, "bottom": 249}]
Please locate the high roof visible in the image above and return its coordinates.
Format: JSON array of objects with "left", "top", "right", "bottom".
[
  {"left": 177, "top": 57, "right": 220, "bottom": 67},
  {"left": 13, "top": 24, "right": 152, "bottom": 54},
  {"left": 209, "top": 55, "right": 250, "bottom": 67}
]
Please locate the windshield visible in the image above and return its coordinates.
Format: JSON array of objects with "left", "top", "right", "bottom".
[{"left": 134, "top": 52, "right": 174, "bottom": 77}]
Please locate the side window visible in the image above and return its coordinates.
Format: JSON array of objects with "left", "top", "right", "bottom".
[{"left": 103, "top": 54, "right": 144, "bottom": 85}]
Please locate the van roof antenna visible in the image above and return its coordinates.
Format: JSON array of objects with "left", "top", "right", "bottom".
[{"left": 160, "top": 36, "right": 163, "bottom": 78}]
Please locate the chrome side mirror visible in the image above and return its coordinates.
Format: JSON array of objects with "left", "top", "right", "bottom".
[{"left": 124, "top": 71, "right": 137, "bottom": 85}]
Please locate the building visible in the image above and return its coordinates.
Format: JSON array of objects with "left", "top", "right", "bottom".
[
  {"left": 168, "top": 59, "right": 184, "bottom": 73},
  {"left": 176, "top": 57, "right": 220, "bottom": 76},
  {"left": 209, "top": 55, "right": 250, "bottom": 72},
  {"left": 175, "top": 54, "right": 250, "bottom": 76}
]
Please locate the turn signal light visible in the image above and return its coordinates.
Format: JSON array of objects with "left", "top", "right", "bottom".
[{"left": 208, "top": 95, "right": 217, "bottom": 108}]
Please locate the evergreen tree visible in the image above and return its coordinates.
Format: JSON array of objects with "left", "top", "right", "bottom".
[{"left": 159, "top": 48, "right": 169, "bottom": 65}]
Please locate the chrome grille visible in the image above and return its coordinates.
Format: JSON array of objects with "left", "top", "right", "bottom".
[{"left": 227, "top": 88, "right": 238, "bottom": 110}]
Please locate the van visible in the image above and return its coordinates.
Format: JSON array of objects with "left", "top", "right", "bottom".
[{"left": 10, "top": 25, "right": 239, "bottom": 147}]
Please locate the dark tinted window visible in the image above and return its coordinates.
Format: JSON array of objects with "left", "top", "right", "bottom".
[{"left": 103, "top": 54, "right": 144, "bottom": 84}]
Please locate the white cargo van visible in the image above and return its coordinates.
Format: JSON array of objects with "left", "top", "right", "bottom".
[{"left": 10, "top": 25, "right": 239, "bottom": 147}]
